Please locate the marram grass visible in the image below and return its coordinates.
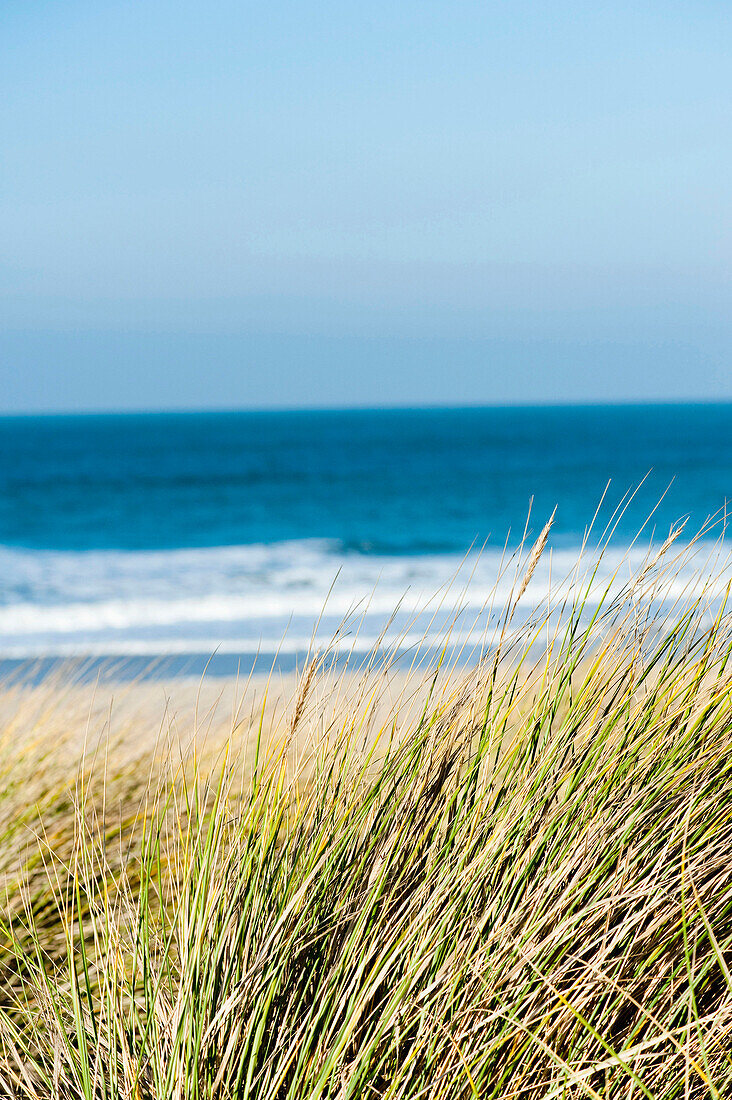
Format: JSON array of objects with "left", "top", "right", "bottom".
[{"left": 2, "top": 534, "right": 732, "bottom": 1097}]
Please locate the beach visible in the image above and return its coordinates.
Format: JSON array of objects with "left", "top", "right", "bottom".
[
  {"left": 2, "top": 408, "right": 732, "bottom": 1096},
  {"left": 3, "top": 565, "right": 732, "bottom": 1095},
  {"left": 4, "top": 0, "right": 730, "bottom": 1088}
]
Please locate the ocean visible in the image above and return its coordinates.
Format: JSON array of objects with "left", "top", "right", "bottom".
[{"left": 1, "top": 404, "right": 731, "bottom": 672}]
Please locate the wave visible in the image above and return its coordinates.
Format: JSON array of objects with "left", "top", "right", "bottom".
[{"left": 0, "top": 538, "right": 728, "bottom": 658}]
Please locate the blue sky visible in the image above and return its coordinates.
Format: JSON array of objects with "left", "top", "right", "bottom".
[{"left": 1, "top": 0, "right": 730, "bottom": 411}]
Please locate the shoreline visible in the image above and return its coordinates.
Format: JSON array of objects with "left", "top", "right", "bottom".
[{"left": 0, "top": 641, "right": 490, "bottom": 685}]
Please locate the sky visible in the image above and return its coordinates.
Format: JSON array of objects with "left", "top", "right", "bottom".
[{"left": 0, "top": 0, "right": 730, "bottom": 412}]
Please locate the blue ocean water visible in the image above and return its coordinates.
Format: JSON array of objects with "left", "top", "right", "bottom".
[{"left": 0, "top": 404, "right": 730, "bottom": 661}]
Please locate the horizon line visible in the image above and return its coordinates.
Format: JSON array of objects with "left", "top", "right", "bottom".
[{"left": 2, "top": 396, "right": 732, "bottom": 419}]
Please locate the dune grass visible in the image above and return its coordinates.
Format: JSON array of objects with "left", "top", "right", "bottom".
[{"left": 2, "top": 532, "right": 732, "bottom": 1097}]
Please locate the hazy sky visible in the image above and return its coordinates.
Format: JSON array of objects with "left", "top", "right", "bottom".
[{"left": 1, "top": 1, "right": 730, "bottom": 411}]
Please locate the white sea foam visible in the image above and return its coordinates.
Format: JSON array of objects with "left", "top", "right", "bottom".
[{"left": 0, "top": 538, "right": 728, "bottom": 659}]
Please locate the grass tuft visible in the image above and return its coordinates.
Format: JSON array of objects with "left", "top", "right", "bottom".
[{"left": 2, "top": 533, "right": 732, "bottom": 1097}]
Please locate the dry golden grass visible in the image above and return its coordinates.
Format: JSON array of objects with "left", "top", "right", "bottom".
[{"left": 1, "top": 532, "right": 732, "bottom": 1098}]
